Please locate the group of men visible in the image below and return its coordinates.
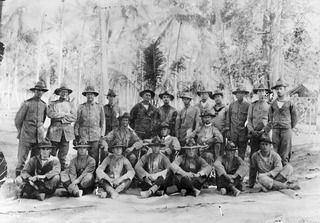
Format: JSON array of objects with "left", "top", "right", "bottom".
[{"left": 13, "top": 78, "right": 300, "bottom": 201}]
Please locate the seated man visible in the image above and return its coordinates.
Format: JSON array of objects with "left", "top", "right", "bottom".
[
  {"left": 192, "top": 110, "right": 223, "bottom": 166},
  {"left": 171, "top": 139, "right": 212, "bottom": 197},
  {"left": 214, "top": 141, "right": 248, "bottom": 196},
  {"left": 135, "top": 137, "right": 172, "bottom": 198},
  {"left": 96, "top": 142, "right": 135, "bottom": 199},
  {"left": 103, "top": 112, "right": 143, "bottom": 167},
  {"left": 250, "top": 134, "right": 300, "bottom": 191},
  {"left": 15, "top": 140, "right": 61, "bottom": 201},
  {"left": 60, "top": 142, "right": 96, "bottom": 197},
  {"left": 158, "top": 122, "right": 181, "bottom": 161}
]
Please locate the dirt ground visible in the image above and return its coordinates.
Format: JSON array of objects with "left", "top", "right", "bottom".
[{"left": 0, "top": 115, "right": 320, "bottom": 223}]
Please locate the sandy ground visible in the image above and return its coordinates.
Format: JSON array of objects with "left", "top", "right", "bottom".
[{"left": 0, "top": 114, "right": 320, "bottom": 223}]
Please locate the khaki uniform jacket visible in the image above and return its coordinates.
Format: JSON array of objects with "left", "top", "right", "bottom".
[
  {"left": 14, "top": 97, "right": 47, "bottom": 143},
  {"left": 247, "top": 100, "right": 269, "bottom": 133},
  {"left": 20, "top": 155, "right": 61, "bottom": 180},
  {"left": 47, "top": 99, "right": 77, "bottom": 142},
  {"left": 65, "top": 155, "right": 96, "bottom": 182},
  {"left": 104, "top": 104, "right": 121, "bottom": 135},
  {"left": 212, "top": 104, "right": 228, "bottom": 133},
  {"left": 135, "top": 153, "right": 171, "bottom": 179},
  {"left": 226, "top": 100, "right": 250, "bottom": 142},
  {"left": 214, "top": 155, "right": 248, "bottom": 178},
  {"left": 74, "top": 102, "right": 105, "bottom": 141},
  {"left": 156, "top": 105, "right": 177, "bottom": 136}
]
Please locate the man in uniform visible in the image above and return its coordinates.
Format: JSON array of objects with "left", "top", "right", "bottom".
[
  {"left": 74, "top": 86, "right": 105, "bottom": 165},
  {"left": 250, "top": 134, "right": 300, "bottom": 191},
  {"left": 103, "top": 112, "right": 143, "bottom": 166},
  {"left": 15, "top": 140, "right": 61, "bottom": 201},
  {"left": 135, "top": 137, "right": 172, "bottom": 198},
  {"left": 247, "top": 83, "right": 270, "bottom": 187},
  {"left": 15, "top": 81, "right": 48, "bottom": 176},
  {"left": 156, "top": 90, "right": 177, "bottom": 136},
  {"left": 60, "top": 142, "right": 95, "bottom": 197},
  {"left": 175, "top": 92, "right": 201, "bottom": 146},
  {"left": 226, "top": 87, "right": 250, "bottom": 160},
  {"left": 265, "top": 78, "right": 298, "bottom": 166},
  {"left": 158, "top": 122, "right": 180, "bottom": 161},
  {"left": 171, "top": 139, "right": 212, "bottom": 197},
  {"left": 210, "top": 89, "right": 228, "bottom": 134},
  {"left": 96, "top": 142, "right": 135, "bottom": 199},
  {"left": 130, "top": 89, "right": 158, "bottom": 140},
  {"left": 214, "top": 141, "right": 248, "bottom": 196},
  {"left": 195, "top": 87, "right": 214, "bottom": 114},
  {"left": 47, "top": 85, "right": 77, "bottom": 170}
]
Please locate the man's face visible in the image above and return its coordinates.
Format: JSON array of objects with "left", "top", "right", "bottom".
[
  {"left": 226, "top": 150, "right": 236, "bottom": 159},
  {"left": 120, "top": 118, "right": 129, "bottom": 127},
  {"left": 276, "top": 86, "right": 286, "bottom": 97},
  {"left": 236, "top": 92, "right": 245, "bottom": 101},
  {"left": 186, "top": 148, "right": 197, "bottom": 157},
  {"left": 200, "top": 92, "right": 209, "bottom": 101},
  {"left": 59, "top": 90, "right": 69, "bottom": 100},
  {"left": 107, "top": 95, "right": 115, "bottom": 105},
  {"left": 257, "top": 90, "right": 266, "bottom": 100},
  {"left": 151, "top": 145, "right": 161, "bottom": 153},
  {"left": 113, "top": 147, "right": 123, "bottom": 156},
  {"left": 182, "top": 98, "right": 191, "bottom": 106},
  {"left": 214, "top": 95, "right": 222, "bottom": 104},
  {"left": 260, "top": 141, "right": 272, "bottom": 153},
  {"left": 86, "top": 93, "right": 95, "bottom": 103},
  {"left": 34, "top": 90, "right": 44, "bottom": 98},
  {"left": 202, "top": 116, "right": 212, "bottom": 125},
  {"left": 162, "top": 95, "right": 170, "bottom": 104},
  {"left": 40, "top": 148, "right": 51, "bottom": 159},
  {"left": 77, "top": 147, "right": 88, "bottom": 156},
  {"left": 142, "top": 92, "right": 152, "bottom": 102},
  {"left": 160, "top": 127, "right": 169, "bottom": 137}
]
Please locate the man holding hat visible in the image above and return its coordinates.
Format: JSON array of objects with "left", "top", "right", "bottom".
[
  {"left": 60, "top": 142, "right": 95, "bottom": 197},
  {"left": 226, "top": 87, "right": 250, "bottom": 160},
  {"left": 130, "top": 89, "right": 158, "bottom": 140},
  {"left": 265, "top": 78, "right": 298, "bottom": 166},
  {"left": 135, "top": 137, "right": 172, "bottom": 198},
  {"left": 196, "top": 87, "right": 214, "bottom": 114},
  {"left": 250, "top": 134, "right": 299, "bottom": 191},
  {"left": 104, "top": 89, "right": 121, "bottom": 135},
  {"left": 171, "top": 139, "right": 212, "bottom": 197},
  {"left": 15, "top": 139, "right": 61, "bottom": 201},
  {"left": 15, "top": 81, "right": 48, "bottom": 177},
  {"left": 210, "top": 89, "right": 228, "bottom": 134},
  {"left": 47, "top": 84, "right": 77, "bottom": 170},
  {"left": 103, "top": 112, "right": 143, "bottom": 166},
  {"left": 96, "top": 141, "right": 135, "bottom": 199},
  {"left": 176, "top": 92, "right": 201, "bottom": 146},
  {"left": 156, "top": 90, "right": 177, "bottom": 136},
  {"left": 75, "top": 85, "right": 105, "bottom": 166},
  {"left": 158, "top": 122, "right": 180, "bottom": 162},
  {"left": 214, "top": 141, "right": 248, "bottom": 196},
  {"left": 247, "top": 83, "right": 270, "bottom": 186}
]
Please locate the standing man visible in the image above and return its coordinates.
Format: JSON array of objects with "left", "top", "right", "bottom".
[
  {"left": 15, "top": 81, "right": 48, "bottom": 177},
  {"left": 210, "top": 89, "right": 228, "bottom": 134},
  {"left": 47, "top": 85, "right": 76, "bottom": 170},
  {"left": 226, "top": 87, "right": 250, "bottom": 160},
  {"left": 130, "top": 89, "right": 158, "bottom": 140},
  {"left": 265, "top": 78, "right": 298, "bottom": 166},
  {"left": 156, "top": 90, "right": 177, "bottom": 136},
  {"left": 74, "top": 85, "right": 105, "bottom": 165},
  {"left": 196, "top": 87, "right": 214, "bottom": 114},
  {"left": 247, "top": 83, "right": 270, "bottom": 187},
  {"left": 176, "top": 92, "right": 201, "bottom": 146}
]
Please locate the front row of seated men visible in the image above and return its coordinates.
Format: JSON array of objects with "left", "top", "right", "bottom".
[{"left": 15, "top": 134, "right": 300, "bottom": 201}]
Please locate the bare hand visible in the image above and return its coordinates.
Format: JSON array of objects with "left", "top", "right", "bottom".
[{"left": 113, "top": 178, "right": 122, "bottom": 186}]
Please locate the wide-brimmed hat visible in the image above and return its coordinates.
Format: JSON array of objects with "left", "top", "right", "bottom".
[
  {"left": 225, "top": 141, "right": 238, "bottom": 151},
  {"left": 37, "top": 139, "right": 55, "bottom": 149},
  {"left": 210, "top": 89, "right": 223, "bottom": 99},
  {"left": 148, "top": 136, "right": 165, "bottom": 147},
  {"left": 259, "top": 134, "right": 275, "bottom": 144},
  {"left": 139, "top": 89, "right": 155, "bottom": 98},
  {"left": 30, "top": 81, "right": 48, "bottom": 92},
  {"left": 54, "top": 85, "right": 73, "bottom": 95},
  {"left": 197, "top": 87, "right": 212, "bottom": 96},
  {"left": 181, "top": 139, "right": 204, "bottom": 150},
  {"left": 118, "top": 112, "right": 130, "bottom": 120},
  {"left": 73, "top": 142, "right": 91, "bottom": 150},
  {"left": 271, "top": 78, "right": 288, "bottom": 90},
  {"left": 159, "top": 122, "right": 170, "bottom": 129},
  {"left": 159, "top": 90, "right": 174, "bottom": 100},
  {"left": 232, "top": 87, "right": 249, "bottom": 95},
  {"left": 110, "top": 143, "right": 126, "bottom": 150},
  {"left": 179, "top": 92, "right": 193, "bottom": 100},
  {"left": 253, "top": 84, "right": 269, "bottom": 94},
  {"left": 82, "top": 85, "right": 99, "bottom": 96},
  {"left": 106, "top": 89, "right": 117, "bottom": 97}
]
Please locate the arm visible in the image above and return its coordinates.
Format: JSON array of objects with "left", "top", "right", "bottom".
[
  {"left": 235, "top": 157, "right": 249, "bottom": 178},
  {"left": 170, "top": 156, "right": 189, "bottom": 176},
  {"left": 134, "top": 154, "right": 149, "bottom": 179},
  {"left": 175, "top": 111, "right": 181, "bottom": 139},
  {"left": 268, "top": 154, "right": 283, "bottom": 177},
  {"left": 250, "top": 155, "right": 258, "bottom": 187},
  {"left": 129, "top": 105, "right": 138, "bottom": 128},
  {"left": 45, "top": 158, "right": 61, "bottom": 179},
  {"left": 20, "top": 157, "right": 35, "bottom": 180},
  {"left": 290, "top": 102, "right": 298, "bottom": 128},
  {"left": 172, "top": 137, "right": 181, "bottom": 152},
  {"left": 225, "top": 104, "right": 232, "bottom": 131},
  {"left": 67, "top": 159, "right": 78, "bottom": 182},
  {"left": 213, "top": 156, "right": 227, "bottom": 177},
  {"left": 14, "top": 102, "right": 28, "bottom": 131},
  {"left": 74, "top": 106, "right": 81, "bottom": 137},
  {"left": 120, "top": 158, "right": 135, "bottom": 181},
  {"left": 265, "top": 105, "right": 273, "bottom": 133},
  {"left": 247, "top": 104, "right": 254, "bottom": 133},
  {"left": 170, "top": 110, "right": 178, "bottom": 136},
  {"left": 63, "top": 101, "right": 77, "bottom": 123},
  {"left": 96, "top": 157, "right": 113, "bottom": 182},
  {"left": 47, "top": 102, "right": 66, "bottom": 119},
  {"left": 76, "top": 158, "right": 96, "bottom": 182},
  {"left": 198, "top": 157, "right": 212, "bottom": 176}
]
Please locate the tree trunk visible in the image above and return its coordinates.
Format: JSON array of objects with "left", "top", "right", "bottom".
[
  {"left": 57, "top": 0, "right": 65, "bottom": 86},
  {"left": 36, "top": 13, "right": 46, "bottom": 82},
  {"left": 174, "top": 21, "right": 182, "bottom": 108}
]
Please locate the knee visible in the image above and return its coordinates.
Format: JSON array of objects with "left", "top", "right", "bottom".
[
  {"left": 257, "top": 175, "right": 273, "bottom": 189},
  {"left": 15, "top": 176, "right": 24, "bottom": 187},
  {"left": 80, "top": 173, "right": 94, "bottom": 188},
  {"left": 50, "top": 175, "right": 60, "bottom": 185}
]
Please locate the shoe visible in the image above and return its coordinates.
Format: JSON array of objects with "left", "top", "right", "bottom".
[
  {"left": 220, "top": 188, "right": 227, "bottom": 195},
  {"left": 75, "top": 190, "right": 83, "bottom": 197},
  {"left": 233, "top": 188, "right": 241, "bottom": 197},
  {"left": 110, "top": 191, "right": 119, "bottom": 199},
  {"left": 180, "top": 189, "right": 187, "bottom": 196},
  {"left": 140, "top": 190, "right": 152, "bottom": 198},
  {"left": 287, "top": 183, "right": 300, "bottom": 190},
  {"left": 35, "top": 193, "right": 46, "bottom": 201},
  {"left": 193, "top": 188, "right": 201, "bottom": 197},
  {"left": 154, "top": 190, "right": 164, "bottom": 196}
]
